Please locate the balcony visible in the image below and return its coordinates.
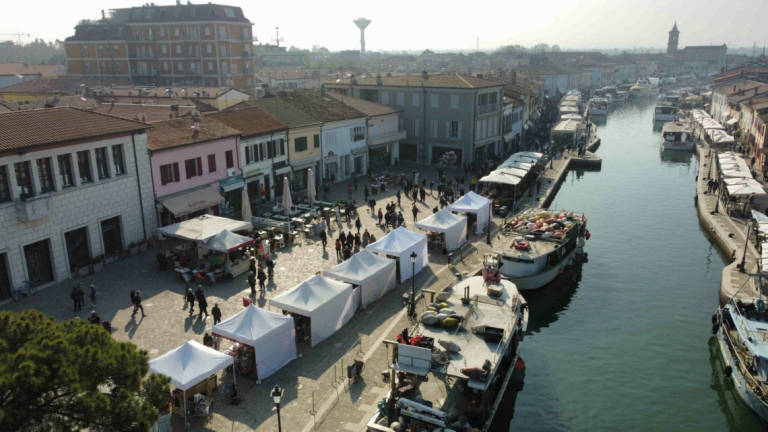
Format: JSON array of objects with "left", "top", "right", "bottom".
[
  {"left": 367, "top": 129, "right": 407, "bottom": 147},
  {"left": 15, "top": 195, "right": 53, "bottom": 222},
  {"left": 478, "top": 103, "right": 499, "bottom": 115}
]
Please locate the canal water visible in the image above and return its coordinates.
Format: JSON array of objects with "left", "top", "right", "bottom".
[{"left": 509, "top": 101, "right": 765, "bottom": 431}]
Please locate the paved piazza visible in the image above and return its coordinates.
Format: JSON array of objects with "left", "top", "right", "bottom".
[{"left": 2, "top": 159, "right": 566, "bottom": 431}]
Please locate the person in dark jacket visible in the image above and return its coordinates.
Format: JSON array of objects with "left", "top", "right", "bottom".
[
  {"left": 320, "top": 229, "right": 327, "bottom": 248},
  {"left": 257, "top": 267, "right": 267, "bottom": 296},
  {"left": 185, "top": 288, "right": 195, "bottom": 316},
  {"left": 131, "top": 290, "right": 146, "bottom": 318},
  {"left": 198, "top": 293, "right": 208, "bottom": 318},
  {"left": 212, "top": 304, "right": 222, "bottom": 325}
]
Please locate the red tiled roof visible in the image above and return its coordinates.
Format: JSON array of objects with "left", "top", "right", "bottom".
[
  {"left": 0, "top": 62, "right": 64, "bottom": 77},
  {"left": 326, "top": 92, "right": 399, "bottom": 116},
  {"left": 0, "top": 107, "right": 150, "bottom": 155},
  {"left": 147, "top": 117, "right": 240, "bottom": 151},
  {"left": 207, "top": 106, "right": 287, "bottom": 137}
]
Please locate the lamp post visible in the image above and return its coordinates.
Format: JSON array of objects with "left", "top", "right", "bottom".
[
  {"left": 409, "top": 251, "right": 417, "bottom": 317},
  {"left": 271, "top": 385, "right": 283, "bottom": 432}
]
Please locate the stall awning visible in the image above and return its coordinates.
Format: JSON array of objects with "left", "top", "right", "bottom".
[{"left": 160, "top": 186, "right": 224, "bottom": 217}]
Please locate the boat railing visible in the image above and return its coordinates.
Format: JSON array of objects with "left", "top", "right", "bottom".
[{"left": 720, "top": 314, "right": 768, "bottom": 396}]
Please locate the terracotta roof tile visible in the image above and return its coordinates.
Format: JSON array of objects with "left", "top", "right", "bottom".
[
  {"left": 147, "top": 117, "right": 240, "bottom": 151},
  {"left": 326, "top": 73, "right": 501, "bottom": 89},
  {"left": 0, "top": 107, "right": 150, "bottom": 155},
  {"left": 207, "top": 106, "right": 287, "bottom": 137},
  {"left": 326, "top": 92, "right": 399, "bottom": 116},
  {"left": 0, "top": 62, "right": 65, "bottom": 77},
  {"left": 277, "top": 90, "right": 364, "bottom": 122},
  {"left": 237, "top": 97, "right": 320, "bottom": 128}
]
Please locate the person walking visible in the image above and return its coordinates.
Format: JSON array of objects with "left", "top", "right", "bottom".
[
  {"left": 71, "top": 284, "right": 80, "bottom": 312},
  {"left": 132, "top": 289, "right": 146, "bottom": 318},
  {"left": 212, "top": 303, "right": 222, "bottom": 325},
  {"left": 377, "top": 208, "right": 383, "bottom": 225},
  {"left": 364, "top": 185, "right": 369, "bottom": 201},
  {"left": 248, "top": 270, "right": 257, "bottom": 299},
  {"left": 266, "top": 254, "right": 274, "bottom": 279},
  {"left": 320, "top": 229, "right": 327, "bottom": 249},
  {"left": 89, "top": 284, "right": 97, "bottom": 307},
  {"left": 396, "top": 190, "right": 401, "bottom": 207},
  {"left": 419, "top": 187, "right": 426, "bottom": 202},
  {"left": 412, "top": 204, "right": 419, "bottom": 221},
  {"left": 347, "top": 184, "right": 353, "bottom": 200},
  {"left": 257, "top": 266, "right": 267, "bottom": 296},
  {"left": 355, "top": 217, "right": 362, "bottom": 234},
  {"left": 186, "top": 287, "right": 195, "bottom": 316},
  {"left": 198, "top": 294, "right": 208, "bottom": 319},
  {"left": 335, "top": 238, "right": 342, "bottom": 260}
]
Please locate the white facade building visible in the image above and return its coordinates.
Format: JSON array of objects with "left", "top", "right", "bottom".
[
  {"left": 0, "top": 108, "right": 154, "bottom": 298},
  {"left": 321, "top": 118, "right": 368, "bottom": 182}
]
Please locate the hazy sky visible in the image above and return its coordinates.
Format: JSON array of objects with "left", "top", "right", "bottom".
[{"left": 1, "top": 0, "right": 766, "bottom": 52}]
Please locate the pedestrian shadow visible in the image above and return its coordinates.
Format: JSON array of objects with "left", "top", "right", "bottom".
[{"left": 124, "top": 315, "right": 144, "bottom": 339}]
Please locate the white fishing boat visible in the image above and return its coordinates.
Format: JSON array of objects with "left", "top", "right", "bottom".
[
  {"left": 496, "top": 208, "right": 588, "bottom": 290},
  {"left": 365, "top": 275, "right": 528, "bottom": 432},
  {"left": 588, "top": 97, "right": 608, "bottom": 116},
  {"left": 661, "top": 121, "right": 695, "bottom": 151},
  {"left": 653, "top": 102, "right": 678, "bottom": 123},
  {"left": 714, "top": 297, "right": 768, "bottom": 423},
  {"left": 630, "top": 79, "right": 652, "bottom": 97}
]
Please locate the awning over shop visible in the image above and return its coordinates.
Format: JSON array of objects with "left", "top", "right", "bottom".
[
  {"left": 159, "top": 214, "right": 253, "bottom": 242},
  {"left": 160, "top": 185, "right": 224, "bottom": 217},
  {"left": 275, "top": 166, "right": 292, "bottom": 175},
  {"left": 205, "top": 230, "right": 256, "bottom": 253}
]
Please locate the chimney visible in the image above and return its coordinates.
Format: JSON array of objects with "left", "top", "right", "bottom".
[
  {"left": 376, "top": 73, "right": 382, "bottom": 86},
  {"left": 101, "top": 9, "right": 106, "bottom": 20},
  {"left": 422, "top": 70, "right": 428, "bottom": 80}
]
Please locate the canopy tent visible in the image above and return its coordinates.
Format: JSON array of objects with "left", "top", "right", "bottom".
[
  {"left": 726, "top": 179, "right": 766, "bottom": 197},
  {"left": 269, "top": 275, "right": 358, "bottom": 347},
  {"left": 699, "top": 117, "right": 724, "bottom": 130},
  {"left": 149, "top": 340, "right": 233, "bottom": 428},
  {"left": 498, "top": 159, "right": 534, "bottom": 170},
  {"left": 212, "top": 305, "right": 296, "bottom": 379},
  {"left": 514, "top": 151, "right": 543, "bottom": 160},
  {"left": 448, "top": 191, "right": 491, "bottom": 234},
  {"left": 323, "top": 249, "right": 397, "bottom": 307},
  {"left": 159, "top": 185, "right": 224, "bottom": 218},
  {"left": 205, "top": 230, "right": 256, "bottom": 253},
  {"left": 718, "top": 151, "right": 741, "bottom": 163},
  {"left": 158, "top": 215, "right": 252, "bottom": 242},
  {"left": 149, "top": 340, "right": 234, "bottom": 390},
  {"left": 480, "top": 170, "right": 522, "bottom": 186},
  {"left": 708, "top": 129, "right": 735, "bottom": 144},
  {"left": 415, "top": 209, "right": 468, "bottom": 252},
  {"left": 366, "top": 227, "right": 429, "bottom": 283},
  {"left": 691, "top": 109, "right": 710, "bottom": 121}
]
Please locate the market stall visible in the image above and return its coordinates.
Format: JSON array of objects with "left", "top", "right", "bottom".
[
  {"left": 158, "top": 214, "right": 253, "bottom": 242},
  {"left": 448, "top": 191, "right": 491, "bottom": 234},
  {"left": 415, "top": 209, "right": 468, "bottom": 252},
  {"left": 323, "top": 249, "right": 397, "bottom": 308},
  {"left": 212, "top": 305, "right": 297, "bottom": 380},
  {"left": 148, "top": 341, "right": 234, "bottom": 427},
  {"left": 269, "top": 275, "right": 358, "bottom": 347},
  {"left": 366, "top": 227, "right": 428, "bottom": 283},
  {"left": 203, "top": 230, "right": 257, "bottom": 278}
]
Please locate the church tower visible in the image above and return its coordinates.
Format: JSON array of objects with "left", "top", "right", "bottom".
[{"left": 667, "top": 22, "right": 679, "bottom": 55}]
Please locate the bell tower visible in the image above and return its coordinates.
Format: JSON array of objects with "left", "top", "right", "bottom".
[{"left": 667, "top": 22, "right": 679, "bottom": 55}]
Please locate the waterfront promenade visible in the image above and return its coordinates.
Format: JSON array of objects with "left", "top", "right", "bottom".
[{"left": 694, "top": 144, "right": 763, "bottom": 303}]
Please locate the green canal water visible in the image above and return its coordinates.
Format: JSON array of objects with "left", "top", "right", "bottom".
[{"left": 509, "top": 101, "right": 766, "bottom": 431}]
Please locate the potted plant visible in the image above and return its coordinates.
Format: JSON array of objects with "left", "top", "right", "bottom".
[
  {"left": 129, "top": 242, "right": 139, "bottom": 256},
  {"left": 92, "top": 255, "right": 105, "bottom": 273}
]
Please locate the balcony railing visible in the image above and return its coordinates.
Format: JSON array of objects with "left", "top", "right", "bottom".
[
  {"left": 367, "top": 130, "right": 407, "bottom": 147},
  {"left": 15, "top": 195, "right": 53, "bottom": 222},
  {"left": 478, "top": 103, "right": 499, "bottom": 114}
]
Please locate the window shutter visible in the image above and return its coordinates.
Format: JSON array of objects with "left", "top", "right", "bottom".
[
  {"left": 185, "top": 160, "right": 193, "bottom": 179},
  {"left": 196, "top": 158, "right": 203, "bottom": 175},
  {"left": 173, "top": 163, "right": 179, "bottom": 182},
  {"left": 160, "top": 166, "right": 168, "bottom": 185},
  {"left": 458, "top": 121, "right": 462, "bottom": 139}
]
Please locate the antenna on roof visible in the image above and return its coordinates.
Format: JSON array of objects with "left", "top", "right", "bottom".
[{"left": 273, "top": 26, "right": 283, "bottom": 47}]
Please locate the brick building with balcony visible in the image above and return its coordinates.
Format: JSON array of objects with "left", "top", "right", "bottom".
[{"left": 64, "top": 2, "right": 256, "bottom": 89}]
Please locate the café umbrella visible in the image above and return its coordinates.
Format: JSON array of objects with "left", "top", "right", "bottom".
[
  {"left": 282, "top": 176, "right": 293, "bottom": 216},
  {"left": 307, "top": 168, "right": 316, "bottom": 205},
  {"left": 241, "top": 187, "right": 252, "bottom": 222}
]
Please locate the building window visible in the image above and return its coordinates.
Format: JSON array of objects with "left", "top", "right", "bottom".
[
  {"left": 185, "top": 157, "right": 203, "bottom": 179},
  {"left": 431, "top": 94, "right": 439, "bottom": 108},
  {"left": 396, "top": 92, "right": 404, "bottom": 106},
  {"left": 295, "top": 136, "right": 308, "bottom": 152},
  {"left": 177, "top": 61, "right": 183, "bottom": 71},
  {"left": 57, "top": 154, "right": 74, "bottom": 188},
  {"left": 489, "top": 92, "right": 498, "bottom": 104},
  {"left": 14, "top": 161, "right": 34, "bottom": 199},
  {"left": 479, "top": 93, "right": 488, "bottom": 105},
  {"left": 112, "top": 145, "right": 125, "bottom": 176},
  {"left": 160, "top": 27, "right": 165, "bottom": 37},
  {"left": 450, "top": 95, "right": 459, "bottom": 109},
  {"left": 351, "top": 127, "right": 365, "bottom": 141},
  {"left": 313, "top": 134, "right": 320, "bottom": 148},
  {"left": 175, "top": 45, "right": 181, "bottom": 55},
  {"left": 159, "top": 163, "right": 180, "bottom": 185},
  {"left": 208, "top": 154, "right": 216, "bottom": 173},
  {"left": 380, "top": 92, "right": 389, "bottom": 105},
  {"left": 95, "top": 147, "right": 110, "bottom": 180},
  {"left": 449, "top": 121, "right": 460, "bottom": 139},
  {"left": 412, "top": 93, "right": 420, "bottom": 106},
  {"left": 430, "top": 120, "right": 438, "bottom": 138},
  {"left": 225, "top": 150, "right": 234, "bottom": 169},
  {"left": 36, "top": 158, "right": 55, "bottom": 193},
  {"left": 204, "top": 26, "right": 211, "bottom": 36},
  {"left": 161, "top": 44, "right": 167, "bottom": 55},
  {"left": 174, "top": 27, "right": 179, "bottom": 37},
  {"left": 162, "top": 61, "right": 169, "bottom": 71},
  {"left": 0, "top": 166, "right": 10, "bottom": 202},
  {"left": 206, "top": 44, "right": 212, "bottom": 54},
  {"left": 77, "top": 151, "right": 92, "bottom": 184},
  {"left": 207, "top": 61, "right": 214, "bottom": 72},
  {"left": 413, "top": 119, "right": 420, "bottom": 137}
]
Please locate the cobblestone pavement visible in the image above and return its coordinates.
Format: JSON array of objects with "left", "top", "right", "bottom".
[{"left": 1, "top": 159, "right": 570, "bottom": 431}]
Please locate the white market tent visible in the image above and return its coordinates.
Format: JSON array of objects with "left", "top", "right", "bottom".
[
  {"left": 480, "top": 170, "right": 522, "bottom": 186},
  {"left": 269, "top": 275, "right": 358, "bottom": 347},
  {"left": 700, "top": 117, "right": 724, "bottom": 130},
  {"left": 323, "top": 249, "right": 397, "bottom": 307},
  {"left": 212, "top": 305, "right": 296, "bottom": 379},
  {"left": 762, "top": 241, "right": 768, "bottom": 274},
  {"left": 149, "top": 340, "right": 234, "bottom": 426},
  {"left": 159, "top": 214, "right": 253, "bottom": 242},
  {"left": 726, "top": 179, "right": 766, "bottom": 197},
  {"left": 691, "top": 109, "right": 710, "bottom": 122},
  {"left": 752, "top": 210, "right": 768, "bottom": 238},
  {"left": 448, "top": 191, "right": 491, "bottom": 234},
  {"left": 514, "top": 151, "right": 543, "bottom": 160},
  {"left": 205, "top": 230, "right": 257, "bottom": 253},
  {"left": 366, "top": 227, "right": 429, "bottom": 283},
  {"left": 498, "top": 159, "right": 534, "bottom": 170},
  {"left": 708, "top": 129, "right": 735, "bottom": 144},
  {"left": 415, "top": 209, "right": 468, "bottom": 252}
]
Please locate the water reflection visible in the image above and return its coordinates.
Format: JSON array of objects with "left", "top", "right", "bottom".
[
  {"left": 660, "top": 148, "right": 694, "bottom": 165},
  {"left": 523, "top": 256, "right": 584, "bottom": 335}
]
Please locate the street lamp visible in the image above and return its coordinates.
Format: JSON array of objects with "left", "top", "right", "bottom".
[
  {"left": 409, "top": 251, "right": 417, "bottom": 317},
  {"left": 271, "top": 385, "right": 283, "bottom": 432}
]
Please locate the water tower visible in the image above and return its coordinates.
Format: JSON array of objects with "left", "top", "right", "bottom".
[{"left": 354, "top": 17, "right": 372, "bottom": 55}]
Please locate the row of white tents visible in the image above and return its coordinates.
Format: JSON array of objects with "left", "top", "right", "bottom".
[
  {"left": 691, "top": 109, "right": 735, "bottom": 145},
  {"left": 717, "top": 151, "right": 766, "bottom": 197},
  {"left": 479, "top": 152, "right": 544, "bottom": 188}
]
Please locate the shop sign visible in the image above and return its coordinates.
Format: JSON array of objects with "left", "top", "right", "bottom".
[{"left": 219, "top": 174, "right": 243, "bottom": 187}]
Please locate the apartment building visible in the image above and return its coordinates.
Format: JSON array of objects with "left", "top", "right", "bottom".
[
  {"left": 64, "top": 2, "right": 256, "bottom": 88},
  {"left": 325, "top": 73, "right": 503, "bottom": 166}
]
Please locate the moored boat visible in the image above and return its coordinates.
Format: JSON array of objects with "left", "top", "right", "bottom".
[
  {"left": 496, "top": 208, "right": 588, "bottom": 290},
  {"left": 653, "top": 102, "right": 678, "bottom": 123},
  {"left": 588, "top": 97, "right": 608, "bottom": 116},
  {"left": 714, "top": 298, "right": 768, "bottom": 423},
  {"left": 661, "top": 121, "right": 695, "bottom": 151}
]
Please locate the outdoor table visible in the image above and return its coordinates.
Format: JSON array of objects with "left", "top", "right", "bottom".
[{"left": 272, "top": 214, "right": 289, "bottom": 221}]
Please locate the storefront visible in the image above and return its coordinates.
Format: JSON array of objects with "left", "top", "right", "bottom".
[
  {"left": 273, "top": 162, "right": 292, "bottom": 201},
  {"left": 432, "top": 146, "right": 463, "bottom": 167},
  {"left": 351, "top": 148, "right": 367, "bottom": 176},
  {"left": 23, "top": 239, "right": 53, "bottom": 288},
  {"left": 219, "top": 175, "right": 244, "bottom": 219},
  {"left": 323, "top": 151, "right": 339, "bottom": 183},
  {"left": 243, "top": 166, "right": 271, "bottom": 209},
  {"left": 158, "top": 185, "right": 225, "bottom": 226},
  {"left": 0, "top": 253, "right": 10, "bottom": 300},
  {"left": 64, "top": 227, "right": 90, "bottom": 273},
  {"left": 291, "top": 159, "right": 320, "bottom": 195},
  {"left": 100, "top": 217, "right": 123, "bottom": 257},
  {"left": 369, "top": 144, "right": 391, "bottom": 172}
]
